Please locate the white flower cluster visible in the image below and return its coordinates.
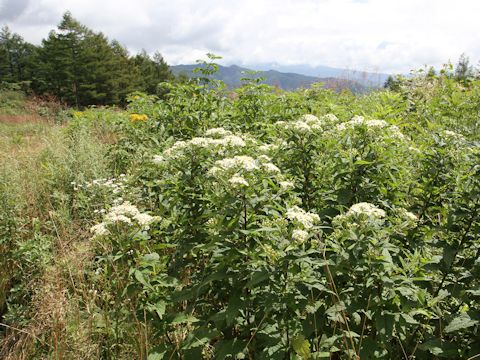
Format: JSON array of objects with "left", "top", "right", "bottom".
[
  {"left": 443, "top": 130, "right": 465, "bottom": 141},
  {"left": 229, "top": 175, "right": 249, "bottom": 187},
  {"left": 348, "top": 202, "right": 386, "bottom": 219},
  {"left": 397, "top": 208, "right": 418, "bottom": 223},
  {"left": 275, "top": 114, "right": 326, "bottom": 133},
  {"left": 262, "top": 163, "right": 280, "bottom": 173},
  {"left": 90, "top": 201, "right": 158, "bottom": 238},
  {"left": 336, "top": 116, "right": 405, "bottom": 139},
  {"left": 210, "top": 155, "right": 283, "bottom": 176},
  {"left": 333, "top": 202, "right": 387, "bottom": 225},
  {"left": 258, "top": 143, "right": 279, "bottom": 152},
  {"left": 292, "top": 229, "right": 309, "bottom": 243},
  {"left": 72, "top": 174, "right": 127, "bottom": 194},
  {"left": 214, "top": 155, "right": 258, "bottom": 172},
  {"left": 156, "top": 129, "right": 247, "bottom": 161},
  {"left": 279, "top": 181, "right": 294, "bottom": 190},
  {"left": 205, "top": 127, "right": 233, "bottom": 138},
  {"left": 321, "top": 113, "right": 339, "bottom": 123},
  {"left": 209, "top": 154, "right": 291, "bottom": 192},
  {"left": 286, "top": 206, "right": 320, "bottom": 229}
]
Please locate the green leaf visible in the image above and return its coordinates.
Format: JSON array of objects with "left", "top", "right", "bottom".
[
  {"left": 444, "top": 313, "right": 478, "bottom": 333},
  {"left": 148, "top": 301, "right": 165, "bottom": 319},
  {"left": 246, "top": 270, "right": 270, "bottom": 287},
  {"left": 214, "top": 339, "right": 246, "bottom": 359},
  {"left": 442, "top": 245, "right": 456, "bottom": 268},
  {"left": 311, "top": 352, "right": 330, "bottom": 359},
  {"left": 375, "top": 312, "right": 395, "bottom": 341},
  {"left": 418, "top": 339, "right": 443, "bottom": 356},
  {"left": 143, "top": 252, "right": 160, "bottom": 262},
  {"left": 171, "top": 313, "right": 199, "bottom": 325},
  {"left": 292, "top": 335, "right": 311, "bottom": 360},
  {"left": 134, "top": 270, "right": 149, "bottom": 288},
  {"left": 147, "top": 352, "right": 165, "bottom": 360}
]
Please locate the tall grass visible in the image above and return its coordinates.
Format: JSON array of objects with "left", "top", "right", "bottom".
[{"left": 0, "top": 119, "right": 111, "bottom": 359}]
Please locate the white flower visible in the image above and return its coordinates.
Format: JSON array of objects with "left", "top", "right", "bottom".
[
  {"left": 258, "top": 155, "right": 272, "bottom": 162},
  {"left": 259, "top": 143, "right": 278, "bottom": 152},
  {"left": 279, "top": 181, "right": 294, "bottom": 190},
  {"left": 164, "top": 140, "right": 188, "bottom": 157},
  {"left": 293, "top": 121, "right": 311, "bottom": 133},
  {"left": 90, "top": 223, "right": 110, "bottom": 237},
  {"left": 91, "top": 201, "right": 159, "bottom": 237},
  {"left": 134, "top": 213, "right": 157, "bottom": 226},
  {"left": 229, "top": 175, "right": 249, "bottom": 187},
  {"left": 105, "top": 214, "right": 132, "bottom": 224},
  {"left": 215, "top": 156, "right": 258, "bottom": 171},
  {"left": 292, "top": 229, "right": 309, "bottom": 243},
  {"left": 108, "top": 201, "right": 140, "bottom": 217},
  {"left": 153, "top": 155, "right": 165, "bottom": 164},
  {"left": 162, "top": 134, "right": 246, "bottom": 159},
  {"left": 388, "top": 125, "right": 405, "bottom": 139},
  {"left": 262, "top": 163, "right": 281, "bottom": 173},
  {"left": 286, "top": 206, "right": 320, "bottom": 229},
  {"left": 350, "top": 115, "right": 365, "bottom": 124},
  {"left": 208, "top": 166, "right": 222, "bottom": 176},
  {"left": 398, "top": 208, "right": 418, "bottom": 222},
  {"left": 220, "top": 135, "right": 246, "bottom": 147},
  {"left": 301, "top": 114, "right": 319, "bottom": 123},
  {"left": 322, "top": 114, "right": 339, "bottom": 123},
  {"left": 190, "top": 137, "right": 211, "bottom": 147},
  {"left": 443, "top": 130, "right": 465, "bottom": 141},
  {"left": 347, "top": 202, "right": 386, "bottom": 219},
  {"left": 205, "top": 127, "right": 232, "bottom": 137},
  {"left": 365, "top": 119, "right": 388, "bottom": 128}
]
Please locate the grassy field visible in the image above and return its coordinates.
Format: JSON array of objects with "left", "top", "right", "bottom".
[{"left": 1, "top": 67, "right": 479, "bottom": 359}]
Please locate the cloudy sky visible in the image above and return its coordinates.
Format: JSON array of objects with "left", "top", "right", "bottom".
[{"left": 0, "top": 0, "right": 479, "bottom": 74}]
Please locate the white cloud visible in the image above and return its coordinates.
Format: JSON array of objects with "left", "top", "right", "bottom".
[{"left": 1, "top": 0, "right": 479, "bottom": 73}]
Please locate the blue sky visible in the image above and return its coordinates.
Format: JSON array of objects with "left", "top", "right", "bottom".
[{"left": 0, "top": 0, "right": 478, "bottom": 73}]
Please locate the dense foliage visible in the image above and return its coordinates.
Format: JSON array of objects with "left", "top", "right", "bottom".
[
  {"left": 1, "top": 60, "right": 479, "bottom": 359},
  {"left": 0, "top": 13, "right": 173, "bottom": 107}
]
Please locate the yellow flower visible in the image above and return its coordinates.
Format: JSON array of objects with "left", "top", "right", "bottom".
[
  {"left": 129, "top": 114, "right": 148, "bottom": 122},
  {"left": 73, "top": 111, "right": 83, "bottom": 118}
]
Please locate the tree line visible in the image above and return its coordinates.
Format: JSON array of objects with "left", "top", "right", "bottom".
[
  {"left": 384, "top": 53, "right": 480, "bottom": 91},
  {"left": 0, "top": 12, "right": 174, "bottom": 107}
]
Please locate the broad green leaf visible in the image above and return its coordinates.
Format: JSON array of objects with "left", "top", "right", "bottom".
[
  {"left": 292, "top": 335, "right": 311, "bottom": 360},
  {"left": 444, "top": 313, "right": 478, "bottom": 333}
]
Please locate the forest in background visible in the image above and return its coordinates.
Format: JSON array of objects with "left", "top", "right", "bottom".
[{"left": 0, "top": 12, "right": 173, "bottom": 107}]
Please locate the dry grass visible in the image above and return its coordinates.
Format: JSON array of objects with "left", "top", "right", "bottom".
[
  {"left": 0, "top": 114, "right": 47, "bottom": 124},
  {"left": 0, "top": 114, "right": 109, "bottom": 359}
]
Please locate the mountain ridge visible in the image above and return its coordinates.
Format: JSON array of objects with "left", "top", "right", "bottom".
[{"left": 171, "top": 64, "right": 375, "bottom": 93}]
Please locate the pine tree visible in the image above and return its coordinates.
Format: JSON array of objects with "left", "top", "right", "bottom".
[
  {"left": 455, "top": 53, "right": 473, "bottom": 82},
  {"left": 133, "top": 50, "right": 173, "bottom": 95},
  {"left": 0, "top": 26, "right": 37, "bottom": 86},
  {"left": 3, "top": 12, "right": 174, "bottom": 106}
]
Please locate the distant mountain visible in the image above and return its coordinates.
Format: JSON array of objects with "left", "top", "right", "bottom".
[
  {"left": 170, "top": 64, "right": 368, "bottom": 93},
  {"left": 248, "top": 63, "right": 391, "bottom": 88}
]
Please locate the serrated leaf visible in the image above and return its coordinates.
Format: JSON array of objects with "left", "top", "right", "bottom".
[
  {"left": 444, "top": 313, "right": 478, "bottom": 333},
  {"left": 143, "top": 252, "right": 160, "bottom": 262},
  {"left": 134, "top": 270, "right": 149, "bottom": 287},
  {"left": 171, "top": 313, "right": 199, "bottom": 325},
  {"left": 147, "top": 352, "right": 165, "bottom": 360},
  {"left": 292, "top": 335, "right": 311, "bottom": 360}
]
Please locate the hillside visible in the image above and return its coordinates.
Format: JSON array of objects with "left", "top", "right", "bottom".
[
  {"left": 171, "top": 64, "right": 368, "bottom": 93},
  {"left": 250, "top": 62, "right": 391, "bottom": 88}
]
